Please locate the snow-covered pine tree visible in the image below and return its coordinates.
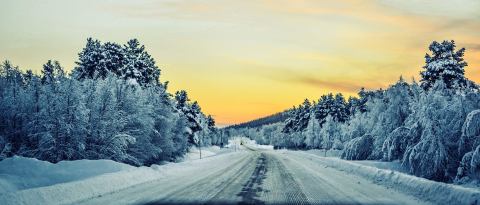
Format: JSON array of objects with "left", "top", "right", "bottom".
[
  {"left": 122, "top": 39, "right": 160, "bottom": 86},
  {"left": 295, "top": 99, "right": 312, "bottom": 132},
  {"left": 206, "top": 115, "right": 221, "bottom": 145},
  {"left": 0, "top": 61, "right": 27, "bottom": 158},
  {"left": 190, "top": 101, "right": 204, "bottom": 145},
  {"left": 420, "top": 40, "right": 470, "bottom": 90},
  {"left": 282, "top": 107, "right": 298, "bottom": 133},
  {"left": 175, "top": 90, "right": 202, "bottom": 145},
  {"left": 314, "top": 94, "right": 334, "bottom": 125},
  {"left": 357, "top": 87, "right": 369, "bottom": 113},
  {"left": 101, "top": 42, "right": 125, "bottom": 77},
  {"left": 331, "top": 93, "right": 348, "bottom": 123},
  {"left": 41, "top": 60, "right": 65, "bottom": 84},
  {"left": 73, "top": 38, "right": 103, "bottom": 80}
]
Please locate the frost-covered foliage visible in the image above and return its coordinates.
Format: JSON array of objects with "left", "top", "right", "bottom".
[
  {"left": 455, "top": 145, "right": 480, "bottom": 184},
  {"left": 400, "top": 80, "right": 479, "bottom": 181},
  {"left": 341, "top": 134, "right": 373, "bottom": 160},
  {"left": 456, "top": 110, "right": 480, "bottom": 184},
  {"left": 459, "top": 110, "right": 480, "bottom": 158},
  {"left": 0, "top": 38, "right": 223, "bottom": 166},
  {"left": 470, "top": 147, "right": 480, "bottom": 179},
  {"left": 382, "top": 127, "right": 411, "bottom": 161}
]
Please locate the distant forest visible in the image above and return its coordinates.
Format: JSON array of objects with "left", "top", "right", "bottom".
[{"left": 226, "top": 111, "right": 291, "bottom": 130}]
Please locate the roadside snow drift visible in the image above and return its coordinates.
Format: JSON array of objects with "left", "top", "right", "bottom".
[
  {"left": 0, "top": 148, "right": 242, "bottom": 205},
  {"left": 0, "top": 156, "right": 134, "bottom": 194},
  {"left": 296, "top": 151, "right": 480, "bottom": 205}
]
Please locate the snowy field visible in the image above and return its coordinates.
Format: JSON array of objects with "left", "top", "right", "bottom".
[{"left": 1, "top": 138, "right": 478, "bottom": 205}]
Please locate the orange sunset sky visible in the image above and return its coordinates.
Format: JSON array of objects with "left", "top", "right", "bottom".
[{"left": 1, "top": 0, "right": 479, "bottom": 126}]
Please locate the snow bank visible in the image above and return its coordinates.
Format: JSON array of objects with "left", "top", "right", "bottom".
[
  {"left": 0, "top": 156, "right": 134, "bottom": 193},
  {"left": 0, "top": 151, "right": 244, "bottom": 205},
  {"left": 351, "top": 160, "right": 408, "bottom": 173},
  {"left": 298, "top": 152, "right": 480, "bottom": 205},
  {"left": 305, "top": 149, "right": 342, "bottom": 158},
  {"left": 0, "top": 166, "right": 161, "bottom": 205}
]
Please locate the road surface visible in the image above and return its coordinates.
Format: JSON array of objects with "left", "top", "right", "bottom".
[{"left": 78, "top": 146, "right": 430, "bottom": 205}]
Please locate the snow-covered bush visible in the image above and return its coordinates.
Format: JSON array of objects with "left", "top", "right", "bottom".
[
  {"left": 403, "top": 127, "right": 449, "bottom": 181},
  {"left": 341, "top": 134, "right": 373, "bottom": 160},
  {"left": 382, "top": 127, "right": 410, "bottom": 161},
  {"left": 462, "top": 110, "right": 480, "bottom": 137},
  {"left": 459, "top": 110, "right": 480, "bottom": 157},
  {"left": 456, "top": 145, "right": 480, "bottom": 184},
  {"left": 472, "top": 146, "right": 480, "bottom": 179},
  {"left": 456, "top": 151, "right": 474, "bottom": 183}
]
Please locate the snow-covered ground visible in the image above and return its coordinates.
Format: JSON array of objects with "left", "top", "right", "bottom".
[
  {"left": 0, "top": 145, "right": 247, "bottom": 205},
  {"left": 1, "top": 140, "right": 479, "bottom": 205},
  {"left": 0, "top": 139, "right": 245, "bottom": 205},
  {"left": 0, "top": 156, "right": 134, "bottom": 194},
  {"left": 0, "top": 143, "right": 237, "bottom": 194}
]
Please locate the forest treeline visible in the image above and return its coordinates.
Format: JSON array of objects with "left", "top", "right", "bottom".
[
  {"left": 226, "top": 111, "right": 291, "bottom": 129},
  {"left": 0, "top": 38, "right": 226, "bottom": 166},
  {"left": 227, "top": 40, "right": 480, "bottom": 184}
]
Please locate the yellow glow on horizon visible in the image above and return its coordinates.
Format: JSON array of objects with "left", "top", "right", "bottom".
[{"left": 1, "top": 0, "right": 479, "bottom": 126}]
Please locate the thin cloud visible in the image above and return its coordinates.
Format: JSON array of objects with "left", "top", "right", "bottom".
[
  {"left": 465, "top": 43, "right": 480, "bottom": 52},
  {"left": 292, "top": 76, "right": 385, "bottom": 93}
]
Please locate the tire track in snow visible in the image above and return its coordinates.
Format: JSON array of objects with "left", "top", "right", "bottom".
[{"left": 237, "top": 153, "right": 268, "bottom": 205}]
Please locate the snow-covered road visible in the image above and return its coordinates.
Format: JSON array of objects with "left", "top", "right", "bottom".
[{"left": 78, "top": 147, "right": 431, "bottom": 205}]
